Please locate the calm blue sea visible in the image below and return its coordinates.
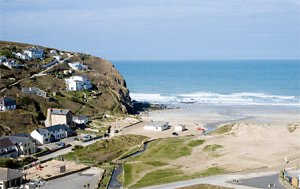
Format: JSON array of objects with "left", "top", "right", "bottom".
[{"left": 113, "top": 60, "right": 300, "bottom": 105}]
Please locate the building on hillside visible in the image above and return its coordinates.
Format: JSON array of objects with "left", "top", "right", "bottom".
[
  {"left": 30, "top": 124, "right": 74, "bottom": 144},
  {"left": 0, "top": 138, "right": 18, "bottom": 159},
  {"left": 0, "top": 56, "right": 7, "bottom": 63},
  {"left": 3, "top": 134, "right": 37, "bottom": 156},
  {"left": 65, "top": 76, "right": 92, "bottom": 91},
  {"left": 50, "top": 49, "right": 58, "bottom": 55},
  {"left": 68, "top": 62, "right": 87, "bottom": 71},
  {"left": 3, "top": 60, "right": 21, "bottom": 69},
  {"left": 13, "top": 52, "right": 30, "bottom": 61},
  {"left": 0, "top": 167, "right": 24, "bottom": 189},
  {"left": 53, "top": 55, "right": 62, "bottom": 61},
  {"left": 21, "top": 87, "right": 47, "bottom": 98},
  {"left": 144, "top": 121, "right": 169, "bottom": 131},
  {"left": 23, "top": 47, "right": 44, "bottom": 59},
  {"left": 45, "top": 108, "right": 72, "bottom": 127},
  {"left": 72, "top": 116, "right": 88, "bottom": 125},
  {"left": 174, "top": 125, "right": 186, "bottom": 132},
  {"left": 0, "top": 97, "right": 16, "bottom": 111}
]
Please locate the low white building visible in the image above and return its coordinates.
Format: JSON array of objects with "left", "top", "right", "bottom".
[
  {"left": 68, "top": 62, "right": 87, "bottom": 70},
  {"left": 50, "top": 49, "right": 58, "bottom": 55},
  {"left": 53, "top": 55, "right": 62, "bottom": 61},
  {"left": 73, "top": 116, "right": 89, "bottom": 125},
  {"left": 13, "top": 52, "right": 30, "bottom": 60},
  {"left": 65, "top": 76, "right": 92, "bottom": 91},
  {"left": 174, "top": 125, "right": 186, "bottom": 132},
  {"left": 30, "top": 124, "right": 73, "bottom": 144},
  {"left": 144, "top": 121, "right": 169, "bottom": 131},
  {"left": 23, "top": 47, "right": 44, "bottom": 59}
]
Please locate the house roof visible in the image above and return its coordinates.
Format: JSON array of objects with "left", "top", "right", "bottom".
[
  {"left": 36, "top": 124, "right": 74, "bottom": 135},
  {"left": 145, "top": 121, "right": 168, "bottom": 127},
  {"left": 0, "top": 96, "right": 16, "bottom": 106},
  {"left": 0, "top": 168, "right": 24, "bottom": 181},
  {"left": 0, "top": 138, "right": 14, "bottom": 148},
  {"left": 3, "top": 135, "right": 34, "bottom": 145},
  {"left": 72, "top": 116, "right": 88, "bottom": 120},
  {"left": 50, "top": 108, "right": 70, "bottom": 115}
]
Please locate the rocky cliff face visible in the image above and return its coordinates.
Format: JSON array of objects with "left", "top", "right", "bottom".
[{"left": 0, "top": 41, "right": 133, "bottom": 135}]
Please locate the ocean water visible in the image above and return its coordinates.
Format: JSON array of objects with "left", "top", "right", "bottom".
[{"left": 113, "top": 60, "right": 300, "bottom": 106}]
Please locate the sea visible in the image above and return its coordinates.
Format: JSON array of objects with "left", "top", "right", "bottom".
[{"left": 113, "top": 60, "right": 300, "bottom": 106}]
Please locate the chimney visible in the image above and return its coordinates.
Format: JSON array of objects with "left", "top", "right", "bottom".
[{"left": 45, "top": 108, "right": 52, "bottom": 127}]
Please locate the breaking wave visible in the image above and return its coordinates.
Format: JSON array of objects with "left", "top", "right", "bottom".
[{"left": 130, "top": 92, "right": 300, "bottom": 106}]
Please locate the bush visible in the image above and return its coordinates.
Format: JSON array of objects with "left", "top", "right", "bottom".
[{"left": 0, "top": 49, "right": 14, "bottom": 58}]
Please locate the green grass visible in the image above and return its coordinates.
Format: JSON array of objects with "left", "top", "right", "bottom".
[
  {"left": 187, "top": 139, "right": 205, "bottom": 147},
  {"left": 203, "top": 144, "right": 223, "bottom": 152},
  {"left": 131, "top": 167, "right": 226, "bottom": 188},
  {"left": 99, "top": 164, "right": 114, "bottom": 189},
  {"left": 144, "top": 161, "right": 168, "bottom": 167},
  {"left": 61, "top": 135, "right": 148, "bottom": 164},
  {"left": 209, "top": 124, "right": 234, "bottom": 135}
]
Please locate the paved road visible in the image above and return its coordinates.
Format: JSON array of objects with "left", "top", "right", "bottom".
[
  {"left": 237, "top": 174, "right": 285, "bottom": 189},
  {"left": 42, "top": 167, "right": 103, "bottom": 189},
  {"left": 143, "top": 172, "right": 282, "bottom": 189}
]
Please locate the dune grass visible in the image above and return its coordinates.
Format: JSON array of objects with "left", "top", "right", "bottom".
[
  {"left": 209, "top": 124, "right": 234, "bottom": 135},
  {"left": 187, "top": 139, "right": 205, "bottom": 147}
]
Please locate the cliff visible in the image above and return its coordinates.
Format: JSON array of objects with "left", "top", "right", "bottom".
[{"left": 0, "top": 41, "right": 133, "bottom": 135}]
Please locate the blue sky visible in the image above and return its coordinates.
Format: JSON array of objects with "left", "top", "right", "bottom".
[{"left": 0, "top": 0, "right": 299, "bottom": 60}]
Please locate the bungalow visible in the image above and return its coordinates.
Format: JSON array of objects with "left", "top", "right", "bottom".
[
  {"left": 73, "top": 116, "right": 88, "bottom": 125},
  {"left": 21, "top": 87, "right": 47, "bottom": 98},
  {"left": 144, "top": 121, "right": 169, "bottom": 131},
  {"left": 65, "top": 76, "right": 92, "bottom": 91},
  {"left": 68, "top": 62, "right": 87, "bottom": 71},
  {"left": 30, "top": 124, "right": 73, "bottom": 144},
  {"left": 23, "top": 47, "right": 44, "bottom": 59},
  {"left": 0, "top": 97, "right": 16, "bottom": 111},
  {"left": 0, "top": 138, "right": 18, "bottom": 159},
  {"left": 45, "top": 108, "right": 72, "bottom": 127},
  {"left": 0, "top": 168, "right": 24, "bottom": 189}
]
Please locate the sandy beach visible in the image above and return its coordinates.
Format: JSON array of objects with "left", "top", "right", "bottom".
[{"left": 120, "top": 103, "right": 300, "bottom": 173}]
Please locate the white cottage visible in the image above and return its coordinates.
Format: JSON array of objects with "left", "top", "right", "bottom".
[
  {"left": 30, "top": 124, "right": 73, "bottom": 144},
  {"left": 23, "top": 47, "right": 44, "bottom": 59},
  {"left": 0, "top": 97, "right": 16, "bottom": 111},
  {"left": 144, "top": 121, "right": 169, "bottom": 131},
  {"left": 65, "top": 76, "right": 92, "bottom": 91}
]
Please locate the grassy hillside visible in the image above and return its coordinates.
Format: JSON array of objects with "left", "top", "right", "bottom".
[{"left": 0, "top": 41, "right": 133, "bottom": 135}]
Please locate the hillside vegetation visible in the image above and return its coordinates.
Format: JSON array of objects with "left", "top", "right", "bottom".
[{"left": 0, "top": 41, "right": 133, "bottom": 135}]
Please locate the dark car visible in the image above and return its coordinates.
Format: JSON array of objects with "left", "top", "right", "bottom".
[
  {"left": 172, "top": 132, "right": 178, "bottom": 136},
  {"left": 55, "top": 142, "right": 66, "bottom": 147}
]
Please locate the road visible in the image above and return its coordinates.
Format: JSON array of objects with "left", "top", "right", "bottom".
[
  {"left": 237, "top": 174, "right": 285, "bottom": 189},
  {"left": 143, "top": 172, "right": 281, "bottom": 189},
  {"left": 41, "top": 167, "right": 103, "bottom": 189}
]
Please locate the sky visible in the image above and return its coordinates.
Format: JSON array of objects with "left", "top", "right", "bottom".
[{"left": 0, "top": 0, "right": 299, "bottom": 60}]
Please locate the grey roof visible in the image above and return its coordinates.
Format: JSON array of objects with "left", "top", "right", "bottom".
[
  {"left": 0, "top": 138, "right": 14, "bottom": 148},
  {"left": 146, "top": 121, "right": 169, "bottom": 127},
  {"left": 0, "top": 167, "right": 24, "bottom": 181},
  {"left": 38, "top": 124, "right": 68, "bottom": 133},
  {"left": 3, "top": 135, "right": 34, "bottom": 145},
  {"left": 51, "top": 109, "right": 70, "bottom": 115}
]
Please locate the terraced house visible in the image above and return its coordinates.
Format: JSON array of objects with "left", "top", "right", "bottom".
[{"left": 0, "top": 138, "right": 18, "bottom": 159}]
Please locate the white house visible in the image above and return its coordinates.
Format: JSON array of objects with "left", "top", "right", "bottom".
[
  {"left": 68, "top": 62, "right": 87, "bottom": 70},
  {"left": 13, "top": 52, "right": 30, "bottom": 60},
  {"left": 65, "top": 76, "right": 92, "bottom": 91},
  {"left": 50, "top": 49, "right": 58, "bottom": 55},
  {"left": 3, "top": 60, "right": 21, "bottom": 69},
  {"left": 0, "top": 97, "right": 16, "bottom": 111},
  {"left": 72, "top": 116, "right": 88, "bottom": 125},
  {"left": 144, "top": 121, "right": 169, "bottom": 131},
  {"left": 53, "top": 55, "right": 62, "bottom": 61},
  {"left": 0, "top": 56, "right": 7, "bottom": 63},
  {"left": 30, "top": 124, "right": 73, "bottom": 144},
  {"left": 23, "top": 47, "right": 44, "bottom": 59}
]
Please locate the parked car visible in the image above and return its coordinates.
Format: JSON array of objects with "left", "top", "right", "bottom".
[
  {"left": 55, "top": 142, "right": 66, "bottom": 147},
  {"left": 172, "top": 132, "right": 178, "bottom": 136}
]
